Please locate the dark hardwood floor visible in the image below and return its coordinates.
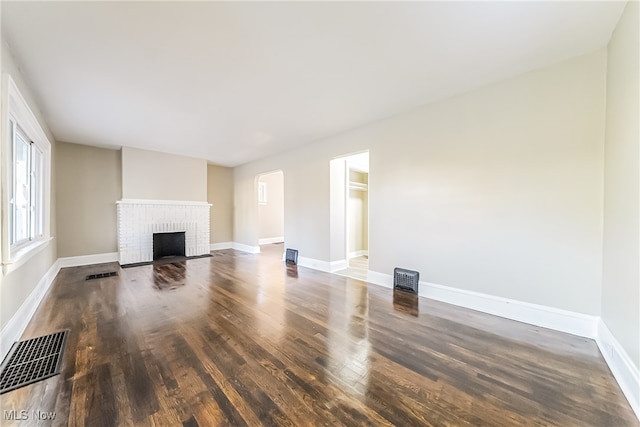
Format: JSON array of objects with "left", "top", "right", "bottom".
[{"left": 1, "top": 244, "right": 637, "bottom": 426}]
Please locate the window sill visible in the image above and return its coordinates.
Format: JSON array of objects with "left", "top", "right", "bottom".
[{"left": 3, "top": 237, "right": 53, "bottom": 275}]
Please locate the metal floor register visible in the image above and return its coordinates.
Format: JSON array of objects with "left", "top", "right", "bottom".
[{"left": 0, "top": 330, "right": 69, "bottom": 394}]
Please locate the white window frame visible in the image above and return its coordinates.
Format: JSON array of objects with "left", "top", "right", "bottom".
[{"left": 2, "top": 75, "right": 52, "bottom": 271}]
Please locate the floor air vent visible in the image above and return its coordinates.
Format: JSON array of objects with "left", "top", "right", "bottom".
[
  {"left": 394, "top": 268, "right": 419, "bottom": 294},
  {"left": 0, "top": 330, "right": 69, "bottom": 394},
  {"left": 86, "top": 271, "right": 118, "bottom": 281},
  {"left": 285, "top": 248, "right": 299, "bottom": 265}
]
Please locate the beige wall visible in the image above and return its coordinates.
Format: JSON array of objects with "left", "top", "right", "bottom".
[
  {"left": 207, "top": 164, "right": 234, "bottom": 244},
  {"left": 1, "top": 42, "right": 58, "bottom": 332},
  {"left": 56, "top": 142, "right": 121, "bottom": 257},
  {"left": 348, "top": 189, "right": 367, "bottom": 254},
  {"left": 348, "top": 171, "right": 368, "bottom": 254},
  {"left": 258, "top": 171, "right": 284, "bottom": 240},
  {"left": 122, "top": 147, "right": 207, "bottom": 201},
  {"left": 234, "top": 49, "right": 607, "bottom": 315},
  {"left": 601, "top": 1, "right": 640, "bottom": 369}
]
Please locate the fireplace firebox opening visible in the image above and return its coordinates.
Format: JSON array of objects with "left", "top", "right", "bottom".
[{"left": 153, "top": 232, "right": 186, "bottom": 260}]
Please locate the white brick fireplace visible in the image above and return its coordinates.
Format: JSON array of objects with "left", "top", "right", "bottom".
[{"left": 117, "top": 199, "right": 211, "bottom": 265}]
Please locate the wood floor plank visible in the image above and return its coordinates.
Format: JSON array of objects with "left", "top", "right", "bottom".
[{"left": 0, "top": 245, "right": 637, "bottom": 426}]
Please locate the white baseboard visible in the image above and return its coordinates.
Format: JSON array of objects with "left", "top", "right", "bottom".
[
  {"left": 366, "top": 270, "right": 394, "bottom": 288},
  {"left": 232, "top": 242, "right": 261, "bottom": 254},
  {"left": 297, "top": 257, "right": 348, "bottom": 273},
  {"left": 259, "top": 236, "right": 284, "bottom": 245},
  {"left": 297, "top": 256, "right": 332, "bottom": 272},
  {"left": 424, "top": 282, "right": 598, "bottom": 338},
  {"left": 58, "top": 252, "right": 119, "bottom": 268},
  {"left": 348, "top": 250, "right": 368, "bottom": 259},
  {"left": 1, "top": 260, "right": 61, "bottom": 359},
  {"left": 596, "top": 320, "right": 640, "bottom": 420},
  {"left": 210, "top": 242, "right": 233, "bottom": 251},
  {"left": 330, "top": 259, "right": 348, "bottom": 272},
  {"left": 364, "top": 271, "right": 598, "bottom": 338}
]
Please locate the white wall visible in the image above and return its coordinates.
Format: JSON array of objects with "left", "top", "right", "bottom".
[
  {"left": 329, "top": 158, "right": 347, "bottom": 262},
  {"left": 234, "top": 49, "right": 607, "bottom": 315},
  {"left": 601, "top": 0, "right": 639, "bottom": 370},
  {"left": 235, "top": 146, "right": 330, "bottom": 257},
  {"left": 258, "top": 171, "right": 284, "bottom": 241},
  {"left": 1, "top": 43, "right": 58, "bottom": 332},
  {"left": 371, "top": 50, "right": 606, "bottom": 315},
  {"left": 122, "top": 146, "right": 207, "bottom": 202}
]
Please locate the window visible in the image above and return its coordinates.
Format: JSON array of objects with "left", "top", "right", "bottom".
[
  {"left": 2, "top": 75, "right": 51, "bottom": 265},
  {"left": 9, "top": 122, "right": 44, "bottom": 248},
  {"left": 258, "top": 181, "right": 267, "bottom": 205}
]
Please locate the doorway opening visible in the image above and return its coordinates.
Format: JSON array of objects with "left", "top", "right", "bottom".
[
  {"left": 330, "top": 151, "right": 369, "bottom": 279},
  {"left": 256, "top": 170, "right": 284, "bottom": 248}
]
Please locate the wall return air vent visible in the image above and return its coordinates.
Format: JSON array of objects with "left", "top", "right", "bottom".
[
  {"left": 393, "top": 267, "right": 419, "bottom": 294},
  {"left": 285, "top": 248, "right": 299, "bottom": 265}
]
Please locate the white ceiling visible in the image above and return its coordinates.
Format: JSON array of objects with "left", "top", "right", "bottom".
[{"left": 1, "top": 1, "right": 626, "bottom": 167}]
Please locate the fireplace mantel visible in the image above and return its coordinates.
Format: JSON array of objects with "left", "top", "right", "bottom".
[{"left": 116, "top": 199, "right": 211, "bottom": 265}]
